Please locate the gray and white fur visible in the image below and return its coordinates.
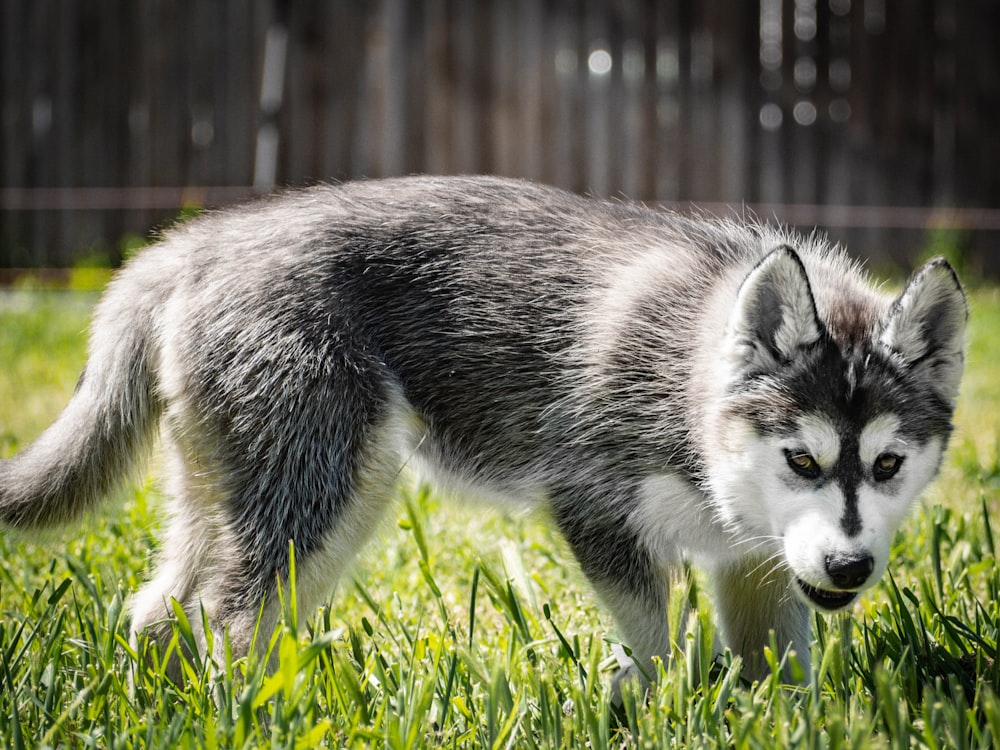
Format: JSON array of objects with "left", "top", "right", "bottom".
[{"left": 0, "top": 176, "right": 967, "bottom": 691}]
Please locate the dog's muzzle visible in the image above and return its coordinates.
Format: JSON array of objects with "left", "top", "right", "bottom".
[
  {"left": 796, "top": 552, "right": 875, "bottom": 611},
  {"left": 795, "top": 579, "right": 858, "bottom": 610}
]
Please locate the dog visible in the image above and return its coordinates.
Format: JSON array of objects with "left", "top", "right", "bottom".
[{"left": 0, "top": 175, "right": 967, "bottom": 693}]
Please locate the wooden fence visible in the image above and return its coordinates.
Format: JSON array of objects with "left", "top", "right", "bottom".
[{"left": 2, "top": 0, "right": 999, "bottom": 273}]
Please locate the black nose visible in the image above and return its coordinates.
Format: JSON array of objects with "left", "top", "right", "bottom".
[{"left": 825, "top": 553, "right": 875, "bottom": 590}]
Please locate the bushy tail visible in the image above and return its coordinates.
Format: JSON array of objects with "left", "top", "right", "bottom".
[{"left": 0, "top": 282, "right": 162, "bottom": 529}]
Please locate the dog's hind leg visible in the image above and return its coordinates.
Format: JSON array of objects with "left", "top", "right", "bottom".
[
  {"left": 129, "top": 440, "right": 230, "bottom": 681},
  {"left": 163, "top": 385, "right": 413, "bottom": 679},
  {"left": 200, "top": 457, "right": 403, "bottom": 676}
]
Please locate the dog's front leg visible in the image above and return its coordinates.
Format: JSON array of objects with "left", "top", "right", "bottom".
[
  {"left": 592, "top": 581, "right": 671, "bottom": 703},
  {"left": 708, "top": 556, "right": 812, "bottom": 683},
  {"left": 552, "top": 498, "right": 671, "bottom": 703}
]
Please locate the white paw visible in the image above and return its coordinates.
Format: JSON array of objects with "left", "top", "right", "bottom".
[{"left": 610, "top": 643, "right": 647, "bottom": 706}]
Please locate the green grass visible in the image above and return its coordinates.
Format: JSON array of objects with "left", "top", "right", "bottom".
[{"left": 1, "top": 285, "right": 1000, "bottom": 748}]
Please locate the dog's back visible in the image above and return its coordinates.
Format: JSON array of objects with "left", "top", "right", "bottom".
[{"left": 147, "top": 177, "right": 736, "bottom": 493}]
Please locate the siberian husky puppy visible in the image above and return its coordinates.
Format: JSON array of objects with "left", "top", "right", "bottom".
[{"left": 0, "top": 176, "right": 966, "bottom": 692}]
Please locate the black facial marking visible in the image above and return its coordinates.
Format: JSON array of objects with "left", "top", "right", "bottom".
[
  {"left": 838, "top": 480, "right": 863, "bottom": 536},
  {"left": 835, "top": 430, "right": 864, "bottom": 536}
]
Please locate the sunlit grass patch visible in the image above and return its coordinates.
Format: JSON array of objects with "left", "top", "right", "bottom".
[{"left": 1, "top": 286, "right": 999, "bottom": 747}]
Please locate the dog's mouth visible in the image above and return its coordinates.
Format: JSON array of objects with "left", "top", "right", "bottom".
[{"left": 795, "top": 579, "right": 858, "bottom": 611}]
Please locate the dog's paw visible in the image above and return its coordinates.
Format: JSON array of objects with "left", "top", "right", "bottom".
[{"left": 609, "top": 643, "right": 648, "bottom": 706}]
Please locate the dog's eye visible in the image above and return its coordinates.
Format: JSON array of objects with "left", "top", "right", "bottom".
[
  {"left": 873, "top": 453, "right": 904, "bottom": 481},
  {"left": 785, "top": 451, "right": 821, "bottom": 479}
]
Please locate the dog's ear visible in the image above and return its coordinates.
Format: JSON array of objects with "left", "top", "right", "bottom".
[
  {"left": 727, "top": 245, "right": 823, "bottom": 377},
  {"left": 879, "top": 257, "right": 967, "bottom": 402}
]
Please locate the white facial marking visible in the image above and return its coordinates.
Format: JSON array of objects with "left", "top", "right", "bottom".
[
  {"left": 859, "top": 413, "right": 904, "bottom": 466},
  {"left": 791, "top": 413, "right": 841, "bottom": 468}
]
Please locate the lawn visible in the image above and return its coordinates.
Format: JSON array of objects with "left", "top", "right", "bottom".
[{"left": 1, "top": 281, "right": 999, "bottom": 748}]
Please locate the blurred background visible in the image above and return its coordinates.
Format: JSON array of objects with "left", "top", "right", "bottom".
[{"left": 2, "top": 0, "right": 998, "bottom": 275}]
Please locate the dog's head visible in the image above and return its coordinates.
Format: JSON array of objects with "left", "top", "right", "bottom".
[{"left": 707, "top": 246, "right": 967, "bottom": 611}]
